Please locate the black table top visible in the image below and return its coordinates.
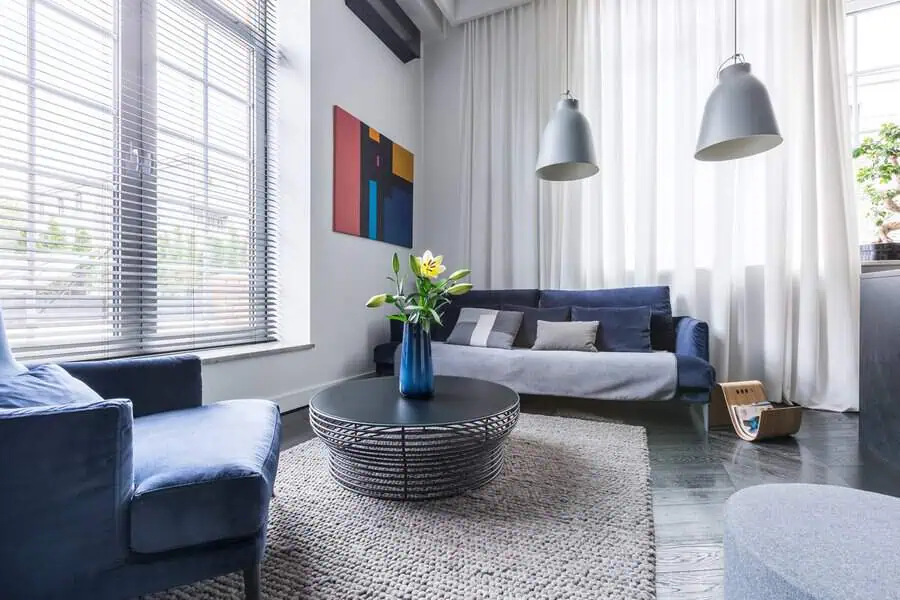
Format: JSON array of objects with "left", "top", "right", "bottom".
[{"left": 310, "top": 376, "right": 519, "bottom": 426}]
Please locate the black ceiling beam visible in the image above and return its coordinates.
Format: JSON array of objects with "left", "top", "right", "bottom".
[{"left": 345, "top": 0, "right": 422, "bottom": 64}]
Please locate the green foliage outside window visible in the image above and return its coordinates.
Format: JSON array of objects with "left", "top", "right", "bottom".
[{"left": 853, "top": 122, "right": 900, "bottom": 243}]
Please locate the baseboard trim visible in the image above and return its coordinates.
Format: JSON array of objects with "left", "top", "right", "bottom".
[{"left": 272, "top": 371, "right": 375, "bottom": 413}]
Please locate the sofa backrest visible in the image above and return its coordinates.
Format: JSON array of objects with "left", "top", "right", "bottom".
[
  {"left": 390, "top": 289, "right": 539, "bottom": 342},
  {"left": 388, "top": 286, "right": 675, "bottom": 350},
  {"left": 539, "top": 286, "right": 674, "bottom": 351}
]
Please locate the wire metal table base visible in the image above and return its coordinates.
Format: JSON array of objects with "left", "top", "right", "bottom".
[{"left": 310, "top": 405, "right": 520, "bottom": 500}]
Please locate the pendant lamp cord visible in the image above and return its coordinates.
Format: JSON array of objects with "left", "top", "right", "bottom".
[
  {"left": 715, "top": 0, "right": 745, "bottom": 76},
  {"left": 733, "top": 0, "right": 737, "bottom": 64},
  {"left": 564, "top": 0, "right": 570, "bottom": 98}
]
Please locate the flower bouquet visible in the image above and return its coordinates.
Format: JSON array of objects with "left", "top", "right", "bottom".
[{"left": 366, "top": 251, "right": 472, "bottom": 397}]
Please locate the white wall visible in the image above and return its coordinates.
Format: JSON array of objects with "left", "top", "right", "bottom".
[
  {"left": 203, "top": 0, "right": 424, "bottom": 411},
  {"left": 421, "top": 28, "right": 465, "bottom": 266}
]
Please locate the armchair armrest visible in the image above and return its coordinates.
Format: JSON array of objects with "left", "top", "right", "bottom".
[
  {"left": 0, "top": 400, "right": 133, "bottom": 598},
  {"left": 61, "top": 354, "right": 202, "bottom": 417},
  {"left": 674, "top": 316, "right": 709, "bottom": 361}
]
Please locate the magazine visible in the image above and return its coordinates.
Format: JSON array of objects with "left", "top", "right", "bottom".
[{"left": 732, "top": 401, "right": 773, "bottom": 435}]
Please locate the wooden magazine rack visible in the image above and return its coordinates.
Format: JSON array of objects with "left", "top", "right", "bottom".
[{"left": 708, "top": 381, "right": 803, "bottom": 441}]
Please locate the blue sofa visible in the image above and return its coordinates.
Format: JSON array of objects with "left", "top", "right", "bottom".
[
  {"left": 0, "top": 355, "right": 281, "bottom": 600},
  {"left": 374, "top": 286, "right": 715, "bottom": 405}
]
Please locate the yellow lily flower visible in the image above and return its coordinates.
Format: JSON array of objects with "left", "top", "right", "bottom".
[{"left": 419, "top": 250, "right": 446, "bottom": 279}]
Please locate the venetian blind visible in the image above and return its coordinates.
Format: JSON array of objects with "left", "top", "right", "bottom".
[{"left": 0, "top": 0, "right": 279, "bottom": 361}]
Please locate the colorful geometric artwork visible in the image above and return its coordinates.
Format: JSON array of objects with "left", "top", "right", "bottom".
[{"left": 333, "top": 105, "right": 414, "bottom": 248}]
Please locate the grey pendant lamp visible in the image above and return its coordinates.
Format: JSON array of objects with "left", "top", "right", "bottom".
[
  {"left": 695, "top": 0, "right": 782, "bottom": 161},
  {"left": 536, "top": 0, "right": 598, "bottom": 181}
]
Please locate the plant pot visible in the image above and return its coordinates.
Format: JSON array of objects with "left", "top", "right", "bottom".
[
  {"left": 860, "top": 243, "right": 900, "bottom": 262},
  {"left": 399, "top": 322, "right": 434, "bottom": 398}
]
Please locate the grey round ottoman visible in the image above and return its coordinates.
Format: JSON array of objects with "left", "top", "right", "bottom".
[{"left": 724, "top": 484, "right": 900, "bottom": 600}]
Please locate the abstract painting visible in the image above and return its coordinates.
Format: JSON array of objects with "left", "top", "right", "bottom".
[{"left": 333, "top": 106, "right": 414, "bottom": 248}]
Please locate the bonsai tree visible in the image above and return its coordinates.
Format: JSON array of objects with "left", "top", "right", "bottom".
[{"left": 853, "top": 122, "right": 900, "bottom": 243}]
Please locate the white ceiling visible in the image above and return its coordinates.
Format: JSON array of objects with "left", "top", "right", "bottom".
[
  {"left": 395, "top": 0, "right": 446, "bottom": 39},
  {"left": 397, "top": 0, "right": 535, "bottom": 39}
]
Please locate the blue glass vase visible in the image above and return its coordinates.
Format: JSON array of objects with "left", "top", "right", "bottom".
[{"left": 399, "top": 321, "right": 434, "bottom": 398}]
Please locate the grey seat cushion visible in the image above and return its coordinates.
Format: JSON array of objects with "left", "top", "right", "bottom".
[{"left": 724, "top": 484, "right": 900, "bottom": 600}]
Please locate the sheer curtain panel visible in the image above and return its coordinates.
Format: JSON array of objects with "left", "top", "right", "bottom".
[
  {"left": 0, "top": 0, "right": 279, "bottom": 360},
  {"left": 458, "top": 0, "right": 859, "bottom": 410}
]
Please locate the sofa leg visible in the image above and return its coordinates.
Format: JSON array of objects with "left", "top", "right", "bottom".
[
  {"left": 688, "top": 403, "right": 710, "bottom": 433},
  {"left": 243, "top": 563, "right": 261, "bottom": 600}
]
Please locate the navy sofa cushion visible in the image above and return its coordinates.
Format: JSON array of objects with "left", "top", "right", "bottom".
[
  {"left": 540, "top": 286, "right": 675, "bottom": 351},
  {"left": 391, "top": 289, "right": 540, "bottom": 342},
  {"left": 130, "top": 399, "right": 280, "bottom": 554},
  {"left": 504, "top": 304, "right": 570, "bottom": 348},
  {"left": 374, "top": 341, "right": 400, "bottom": 366},
  {"left": 571, "top": 306, "right": 652, "bottom": 352},
  {"left": 0, "top": 364, "right": 104, "bottom": 409}
]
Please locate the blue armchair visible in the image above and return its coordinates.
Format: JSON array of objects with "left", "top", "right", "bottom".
[{"left": 0, "top": 355, "right": 281, "bottom": 600}]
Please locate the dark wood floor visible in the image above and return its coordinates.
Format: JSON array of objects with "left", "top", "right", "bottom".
[{"left": 281, "top": 398, "right": 899, "bottom": 600}]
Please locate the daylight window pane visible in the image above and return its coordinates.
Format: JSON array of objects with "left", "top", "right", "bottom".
[
  {"left": 208, "top": 88, "right": 250, "bottom": 152},
  {"left": 856, "top": 4, "right": 900, "bottom": 72},
  {"left": 158, "top": 63, "right": 205, "bottom": 142},
  {"left": 34, "top": 90, "right": 114, "bottom": 182},
  {"left": 157, "top": 0, "right": 205, "bottom": 77},
  {"left": 35, "top": 3, "right": 114, "bottom": 103},
  {"left": 0, "top": 76, "right": 29, "bottom": 168},
  {"left": 858, "top": 79, "right": 900, "bottom": 134},
  {"left": 0, "top": 0, "right": 28, "bottom": 78}
]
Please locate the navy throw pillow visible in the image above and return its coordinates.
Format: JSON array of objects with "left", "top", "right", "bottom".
[
  {"left": 0, "top": 364, "right": 104, "bottom": 409},
  {"left": 539, "top": 287, "right": 674, "bottom": 351},
  {"left": 504, "top": 304, "right": 570, "bottom": 348},
  {"left": 571, "top": 306, "right": 652, "bottom": 352}
]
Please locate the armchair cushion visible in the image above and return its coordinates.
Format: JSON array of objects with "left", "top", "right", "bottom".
[
  {"left": 130, "top": 399, "right": 281, "bottom": 554},
  {"left": 0, "top": 364, "right": 103, "bottom": 409}
]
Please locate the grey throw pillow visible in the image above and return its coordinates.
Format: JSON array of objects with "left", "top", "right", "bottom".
[
  {"left": 531, "top": 320, "right": 599, "bottom": 352},
  {"left": 445, "top": 308, "right": 524, "bottom": 349}
]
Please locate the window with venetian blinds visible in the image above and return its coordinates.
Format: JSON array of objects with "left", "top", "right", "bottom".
[{"left": 0, "top": 0, "right": 278, "bottom": 361}]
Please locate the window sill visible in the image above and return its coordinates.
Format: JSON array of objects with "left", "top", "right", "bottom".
[{"left": 196, "top": 341, "right": 315, "bottom": 365}]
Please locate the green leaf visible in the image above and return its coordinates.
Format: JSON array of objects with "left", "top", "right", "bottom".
[
  {"left": 387, "top": 314, "right": 408, "bottom": 322},
  {"left": 392, "top": 252, "right": 400, "bottom": 274},
  {"left": 428, "top": 309, "right": 443, "bottom": 326}
]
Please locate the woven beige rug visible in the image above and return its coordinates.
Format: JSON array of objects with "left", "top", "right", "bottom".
[{"left": 150, "top": 413, "right": 655, "bottom": 599}]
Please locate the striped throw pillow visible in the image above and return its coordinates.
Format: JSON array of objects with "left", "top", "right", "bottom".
[{"left": 445, "top": 308, "right": 524, "bottom": 350}]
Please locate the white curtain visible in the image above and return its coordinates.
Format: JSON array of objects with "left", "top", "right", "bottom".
[{"left": 458, "top": 0, "right": 860, "bottom": 411}]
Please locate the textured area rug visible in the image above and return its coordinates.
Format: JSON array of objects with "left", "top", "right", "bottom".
[{"left": 150, "top": 413, "right": 655, "bottom": 599}]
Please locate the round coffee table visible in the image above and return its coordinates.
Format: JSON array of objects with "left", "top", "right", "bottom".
[{"left": 309, "top": 376, "right": 519, "bottom": 500}]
